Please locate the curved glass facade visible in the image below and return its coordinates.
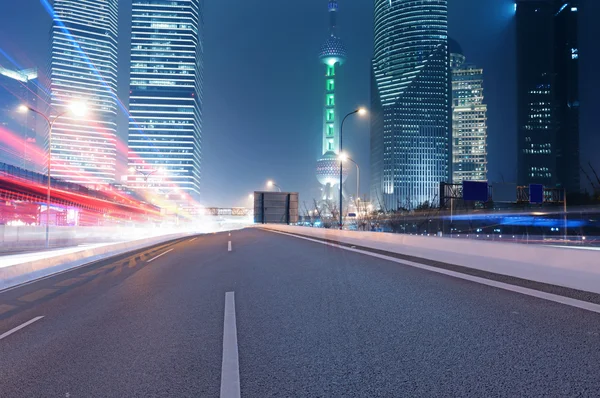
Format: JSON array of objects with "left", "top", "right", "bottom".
[
  {"left": 127, "top": 0, "right": 203, "bottom": 199},
  {"left": 370, "top": 0, "right": 451, "bottom": 210},
  {"left": 50, "top": 0, "right": 119, "bottom": 185}
]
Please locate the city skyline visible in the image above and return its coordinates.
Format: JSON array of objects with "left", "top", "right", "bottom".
[{"left": 0, "top": 0, "right": 599, "bottom": 207}]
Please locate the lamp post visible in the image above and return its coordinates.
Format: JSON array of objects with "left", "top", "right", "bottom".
[
  {"left": 19, "top": 102, "right": 87, "bottom": 248},
  {"left": 339, "top": 153, "right": 359, "bottom": 205},
  {"left": 339, "top": 107, "right": 366, "bottom": 229},
  {"left": 267, "top": 180, "right": 282, "bottom": 192}
]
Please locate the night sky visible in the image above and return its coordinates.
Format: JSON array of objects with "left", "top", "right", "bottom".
[{"left": 0, "top": 0, "right": 598, "bottom": 207}]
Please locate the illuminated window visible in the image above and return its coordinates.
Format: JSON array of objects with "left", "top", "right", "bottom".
[
  {"left": 327, "top": 124, "right": 334, "bottom": 136},
  {"left": 327, "top": 109, "right": 335, "bottom": 121},
  {"left": 326, "top": 79, "right": 335, "bottom": 91},
  {"left": 327, "top": 65, "right": 335, "bottom": 77},
  {"left": 327, "top": 94, "right": 335, "bottom": 106},
  {"left": 328, "top": 139, "right": 334, "bottom": 151}
]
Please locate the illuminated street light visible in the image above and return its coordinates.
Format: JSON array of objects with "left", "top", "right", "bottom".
[
  {"left": 18, "top": 101, "right": 88, "bottom": 248},
  {"left": 339, "top": 107, "right": 367, "bottom": 229},
  {"left": 267, "top": 180, "right": 282, "bottom": 192}
]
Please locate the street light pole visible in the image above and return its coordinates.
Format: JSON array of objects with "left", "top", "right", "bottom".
[
  {"left": 338, "top": 108, "right": 366, "bottom": 229},
  {"left": 267, "top": 180, "right": 282, "bottom": 192},
  {"left": 20, "top": 103, "right": 87, "bottom": 248},
  {"left": 340, "top": 155, "right": 359, "bottom": 204}
]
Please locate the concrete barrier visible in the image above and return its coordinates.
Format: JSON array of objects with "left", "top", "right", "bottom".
[
  {"left": 0, "top": 232, "right": 192, "bottom": 291},
  {"left": 260, "top": 225, "right": 600, "bottom": 294}
]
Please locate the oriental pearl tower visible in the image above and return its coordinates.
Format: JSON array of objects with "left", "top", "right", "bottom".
[{"left": 315, "top": 0, "right": 350, "bottom": 202}]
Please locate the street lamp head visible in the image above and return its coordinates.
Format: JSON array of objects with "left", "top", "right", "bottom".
[
  {"left": 128, "top": 166, "right": 136, "bottom": 174},
  {"left": 18, "top": 105, "right": 29, "bottom": 113},
  {"left": 248, "top": 194, "right": 253, "bottom": 199},
  {"left": 357, "top": 107, "right": 367, "bottom": 116},
  {"left": 338, "top": 153, "right": 348, "bottom": 162},
  {"left": 69, "top": 101, "right": 87, "bottom": 117},
  {"left": 267, "top": 180, "right": 274, "bottom": 187}
]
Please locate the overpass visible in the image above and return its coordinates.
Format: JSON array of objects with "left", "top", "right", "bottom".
[{"left": 1, "top": 225, "right": 600, "bottom": 396}]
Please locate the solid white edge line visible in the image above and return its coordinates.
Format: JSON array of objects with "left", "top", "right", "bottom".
[
  {"left": 0, "top": 316, "right": 44, "bottom": 341},
  {"left": 220, "top": 291, "right": 241, "bottom": 398},
  {"left": 146, "top": 248, "right": 174, "bottom": 263},
  {"left": 266, "top": 229, "right": 600, "bottom": 314}
]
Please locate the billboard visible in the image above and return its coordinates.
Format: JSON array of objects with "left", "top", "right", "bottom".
[
  {"left": 253, "top": 192, "right": 299, "bottom": 224},
  {"left": 492, "top": 182, "right": 517, "bottom": 203},
  {"left": 529, "top": 184, "right": 544, "bottom": 204},
  {"left": 462, "top": 181, "right": 489, "bottom": 202}
]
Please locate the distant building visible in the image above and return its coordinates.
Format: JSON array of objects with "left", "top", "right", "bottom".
[
  {"left": 127, "top": 0, "right": 204, "bottom": 200},
  {"left": 49, "top": 0, "right": 119, "bottom": 185},
  {"left": 315, "top": 0, "right": 350, "bottom": 202},
  {"left": 370, "top": 0, "right": 451, "bottom": 210},
  {"left": 0, "top": 66, "right": 39, "bottom": 170},
  {"left": 516, "top": 0, "right": 579, "bottom": 193},
  {"left": 450, "top": 41, "right": 488, "bottom": 184}
]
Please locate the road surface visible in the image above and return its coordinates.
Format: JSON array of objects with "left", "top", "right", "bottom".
[{"left": 1, "top": 228, "right": 600, "bottom": 397}]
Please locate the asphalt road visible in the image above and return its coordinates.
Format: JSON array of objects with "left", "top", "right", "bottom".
[{"left": 1, "top": 228, "right": 600, "bottom": 397}]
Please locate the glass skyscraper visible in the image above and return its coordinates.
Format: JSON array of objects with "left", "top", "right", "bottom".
[
  {"left": 49, "top": 0, "right": 118, "bottom": 185},
  {"left": 127, "top": 0, "right": 204, "bottom": 199},
  {"left": 450, "top": 42, "right": 488, "bottom": 184},
  {"left": 516, "top": 0, "right": 579, "bottom": 193},
  {"left": 370, "top": 0, "right": 451, "bottom": 211}
]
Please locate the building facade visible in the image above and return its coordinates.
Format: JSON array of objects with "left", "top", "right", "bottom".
[
  {"left": 0, "top": 66, "right": 39, "bottom": 170},
  {"left": 127, "top": 0, "right": 204, "bottom": 200},
  {"left": 49, "top": 0, "right": 119, "bottom": 185},
  {"left": 315, "top": 0, "right": 350, "bottom": 202},
  {"left": 516, "top": 0, "right": 579, "bottom": 193},
  {"left": 450, "top": 45, "right": 488, "bottom": 184},
  {"left": 370, "top": 0, "right": 451, "bottom": 211}
]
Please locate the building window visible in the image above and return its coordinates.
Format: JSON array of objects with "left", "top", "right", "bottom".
[
  {"left": 327, "top": 109, "right": 334, "bottom": 122},
  {"left": 326, "top": 79, "right": 335, "bottom": 91},
  {"left": 327, "top": 94, "right": 335, "bottom": 106},
  {"left": 327, "top": 124, "right": 334, "bottom": 136},
  {"left": 327, "top": 65, "right": 335, "bottom": 77},
  {"left": 328, "top": 139, "right": 334, "bottom": 151}
]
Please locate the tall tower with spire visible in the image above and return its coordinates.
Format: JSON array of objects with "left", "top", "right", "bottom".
[{"left": 315, "top": 0, "right": 350, "bottom": 201}]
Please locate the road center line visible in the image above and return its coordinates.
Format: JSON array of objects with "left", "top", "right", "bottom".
[
  {"left": 266, "top": 229, "right": 600, "bottom": 314},
  {"left": 0, "top": 316, "right": 44, "bottom": 341},
  {"left": 146, "top": 248, "right": 174, "bottom": 263},
  {"left": 220, "top": 291, "right": 241, "bottom": 398}
]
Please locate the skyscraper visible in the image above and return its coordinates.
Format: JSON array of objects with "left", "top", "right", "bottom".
[
  {"left": 450, "top": 41, "right": 488, "bottom": 184},
  {"left": 49, "top": 0, "right": 118, "bottom": 185},
  {"left": 370, "top": 0, "right": 451, "bottom": 211},
  {"left": 315, "top": 0, "right": 349, "bottom": 202},
  {"left": 127, "top": 0, "right": 204, "bottom": 200},
  {"left": 0, "top": 65, "right": 39, "bottom": 170},
  {"left": 516, "top": 0, "right": 579, "bottom": 193}
]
